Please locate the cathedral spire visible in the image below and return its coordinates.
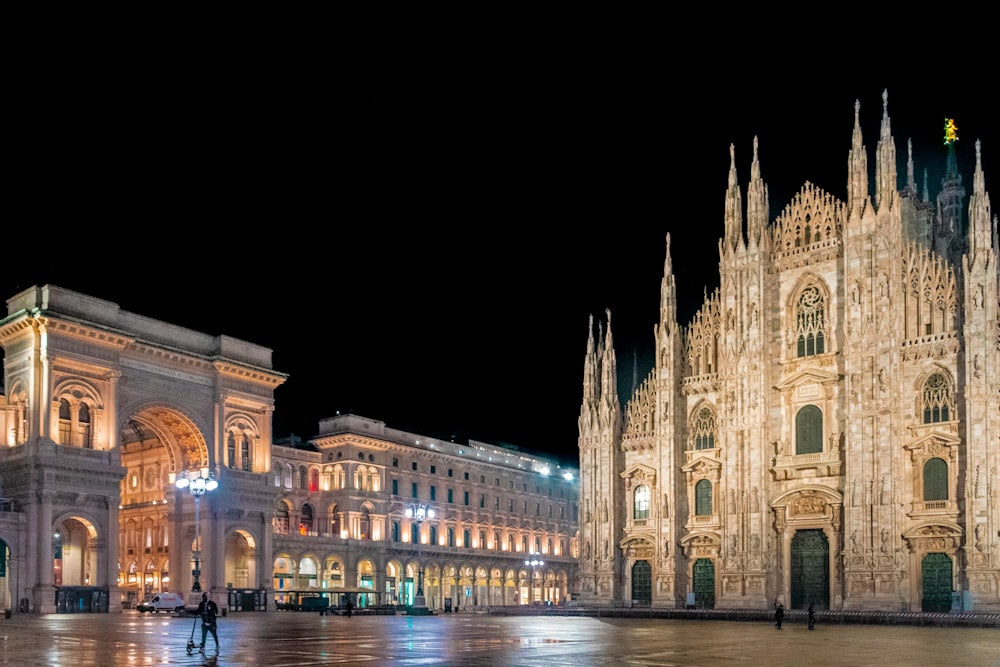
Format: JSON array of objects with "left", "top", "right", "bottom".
[
  {"left": 847, "top": 99, "right": 870, "bottom": 216},
  {"left": 583, "top": 314, "right": 598, "bottom": 405},
  {"left": 660, "top": 233, "right": 678, "bottom": 332},
  {"left": 722, "top": 143, "right": 744, "bottom": 253},
  {"left": 966, "top": 139, "right": 995, "bottom": 269},
  {"left": 599, "top": 309, "right": 620, "bottom": 427},
  {"left": 907, "top": 138, "right": 916, "bottom": 194},
  {"left": 746, "top": 136, "right": 769, "bottom": 247},
  {"left": 935, "top": 118, "right": 966, "bottom": 259},
  {"left": 875, "top": 89, "right": 897, "bottom": 211}
]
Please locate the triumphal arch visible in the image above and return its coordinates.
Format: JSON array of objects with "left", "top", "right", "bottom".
[{"left": 0, "top": 285, "right": 286, "bottom": 613}]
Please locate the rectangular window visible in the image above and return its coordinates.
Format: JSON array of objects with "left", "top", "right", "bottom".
[
  {"left": 411, "top": 482, "right": 418, "bottom": 498},
  {"left": 479, "top": 494, "right": 485, "bottom": 508},
  {"left": 430, "top": 485, "right": 437, "bottom": 501},
  {"left": 392, "top": 458, "right": 399, "bottom": 467},
  {"left": 495, "top": 478, "right": 500, "bottom": 486},
  {"left": 480, "top": 475, "right": 485, "bottom": 483},
  {"left": 392, "top": 479, "right": 398, "bottom": 495},
  {"left": 448, "top": 469, "right": 453, "bottom": 477},
  {"left": 464, "top": 472, "right": 469, "bottom": 480},
  {"left": 508, "top": 499, "right": 513, "bottom": 512},
  {"left": 523, "top": 501, "right": 527, "bottom": 514},
  {"left": 464, "top": 491, "right": 470, "bottom": 506},
  {"left": 448, "top": 488, "right": 453, "bottom": 503},
  {"left": 494, "top": 496, "right": 500, "bottom": 510},
  {"left": 430, "top": 465, "right": 436, "bottom": 474},
  {"left": 412, "top": 462, "right": 418, "bottom": 471}
]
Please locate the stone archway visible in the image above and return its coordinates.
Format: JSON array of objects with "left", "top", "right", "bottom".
[
  {"left": 119, "top": 407, "right": 210, "bottom": 598},
  {"left": 224, "top": 529, "right": 258, "bottom": 590}
]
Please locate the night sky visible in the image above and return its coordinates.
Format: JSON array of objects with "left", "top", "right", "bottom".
[{"left": 6, "top": 45, "right": 995, "bottom": 468}]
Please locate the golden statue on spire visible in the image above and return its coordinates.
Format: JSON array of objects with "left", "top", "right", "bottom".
[{"left": 944, "top": 118, "right": 959, "bottom": 145}]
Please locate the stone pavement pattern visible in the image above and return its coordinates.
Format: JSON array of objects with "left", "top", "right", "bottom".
[{"left": 1, "top": 611, "right": 999, "bottom": 666}]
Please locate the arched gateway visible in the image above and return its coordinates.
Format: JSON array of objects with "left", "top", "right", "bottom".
[{"left": 0, "top": 285, "right": 286, "bottom": 613}]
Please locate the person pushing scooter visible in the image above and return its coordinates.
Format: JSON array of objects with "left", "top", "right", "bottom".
[{"left": 197, "top": 592, "right": 220, "bottom": 656}]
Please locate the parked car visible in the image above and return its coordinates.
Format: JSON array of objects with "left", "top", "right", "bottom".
[{"left": 137, "top": 592, "right": 186, "bottom": 613}]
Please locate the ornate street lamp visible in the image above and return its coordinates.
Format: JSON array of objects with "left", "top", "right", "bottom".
[
  {"left": 405, "top": 503, "right": 435, "bottom": 610},
  {"left": 524, "top": 553, "right": 544, "bottom": 605},
  {"left": 175, "top": 468, "right": 218, "bottom": 593}
]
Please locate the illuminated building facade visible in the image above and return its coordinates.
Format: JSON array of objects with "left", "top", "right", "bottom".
[
  {"left": 577, "top": 92, "right": 1000, "bottom": 612},
  {"left": 270, "top": 414, "right": 578, "bottom": 611},
  {"left": 0, "top": 287, "right": 577, "bottom": 613}
]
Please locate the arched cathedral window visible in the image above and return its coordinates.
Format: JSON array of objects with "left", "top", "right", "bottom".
[
  {"left": 633, "top": 484, "right": 650, "bottom": 520},
  {"left": 693, "top": 407, "right": 716, "bottom": 450},
  {"left": 795, "top": 405, "right": 823, "bottom": 455},
  {"left": 795, "top": 286, "right": 826, "bottom": 357},
  {"left": 922, "top": 373, "right": 954, "bottom": 423}
]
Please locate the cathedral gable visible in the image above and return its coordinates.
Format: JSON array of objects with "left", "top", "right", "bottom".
[{"left": 772, "top": 182, "right": 846, "bottom": 269}]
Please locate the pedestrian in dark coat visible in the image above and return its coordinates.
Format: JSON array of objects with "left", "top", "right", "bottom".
[{"left": 774, "top": 603, "right": 784, "bottom": 629}]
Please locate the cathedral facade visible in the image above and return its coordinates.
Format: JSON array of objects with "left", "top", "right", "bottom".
[{"left": 576, "top": 91, "right": 1000, "bottom": 612}]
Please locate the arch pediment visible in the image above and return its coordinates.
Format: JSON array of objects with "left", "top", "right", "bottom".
[
  {"left": 771, "top": 484, "right": 841, "bottom": 508},
  {"left": 679, "top": 531, "right": 720, "bottom": 548},
  {"left": 902, "top": 521, "right": 962, "bottom": 540}
]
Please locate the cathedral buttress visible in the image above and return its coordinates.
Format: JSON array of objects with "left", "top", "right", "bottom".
[{"left": 960, "top": 140, "right": 999, "bottom": 607}]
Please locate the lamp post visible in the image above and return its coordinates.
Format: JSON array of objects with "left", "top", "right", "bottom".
[
  {"left": 524, "top": 554, "right": 543, "bottom": 605},
  {"left": 175, "top": 468, "right": 218, "bottom": 593},
  {"left": 405, "top": 503, "right": 434, "bottom": 610}
]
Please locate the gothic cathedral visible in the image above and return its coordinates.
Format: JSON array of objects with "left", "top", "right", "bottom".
[{"left": 577, "top": 91, "right": 999, "bottom": 613}]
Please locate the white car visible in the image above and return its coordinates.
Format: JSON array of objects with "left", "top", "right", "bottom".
[{"left": 136, "top": 592, "right": 186, "bottom": 613}]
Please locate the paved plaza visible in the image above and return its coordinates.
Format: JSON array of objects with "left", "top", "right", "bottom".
[{"left": 1, "top": 609, "right": 998, "bottom": 666}]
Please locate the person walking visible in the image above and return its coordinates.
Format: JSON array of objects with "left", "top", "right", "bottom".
[
  {"left": 774, "top": 603, "right": 784, "bottom": 629},
  {"left": 197, "top": 592, "right": 220, "bottom": 656},
  {"left": 807, "top": 603, "right": 816, "bottom": 630}
]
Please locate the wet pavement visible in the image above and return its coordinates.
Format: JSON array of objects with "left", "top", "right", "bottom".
[{"left": 1, "top": 609, "right": 998, "bottom": 666}]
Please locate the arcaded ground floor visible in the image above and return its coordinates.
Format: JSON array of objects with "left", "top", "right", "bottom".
[{"left": 1, "top": 607, "right": 998, "bottom": 666}]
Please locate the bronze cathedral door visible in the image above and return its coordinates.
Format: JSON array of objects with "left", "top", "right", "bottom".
[{"left": 791, "top": 529, "right": 829, "bottom": 609}]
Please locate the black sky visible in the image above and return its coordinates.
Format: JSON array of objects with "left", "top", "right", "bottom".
[{"left": 6, "top": 41, "right": 996, "bottom": 468}]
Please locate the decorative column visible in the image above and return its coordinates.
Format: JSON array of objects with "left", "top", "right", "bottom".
[{"left": 35, "top": 492, "right": 56, "bottom": 613}]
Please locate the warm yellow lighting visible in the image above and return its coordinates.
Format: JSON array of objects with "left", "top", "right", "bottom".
[{"left": 944, "top": 118, "right": 959, "bottom": 145}]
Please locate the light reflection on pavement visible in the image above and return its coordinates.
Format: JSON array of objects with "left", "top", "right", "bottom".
[{"left": 1, "top": 610, "right": 998, "bottom": 666}]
